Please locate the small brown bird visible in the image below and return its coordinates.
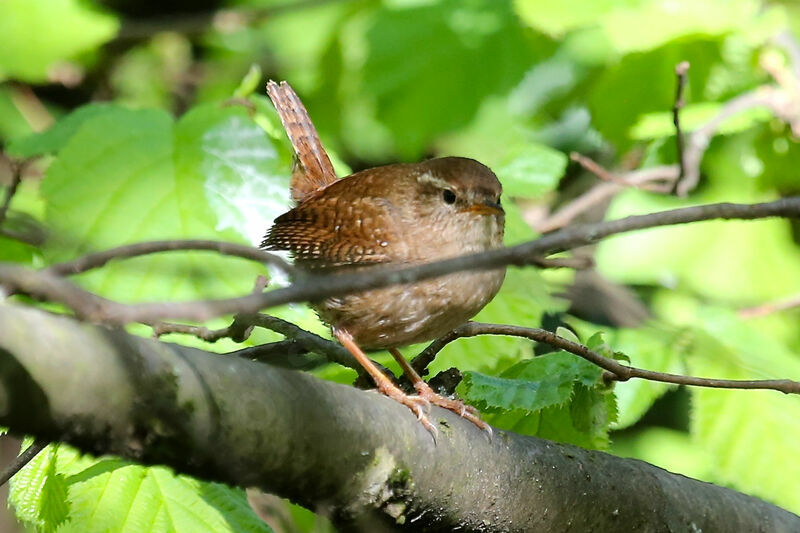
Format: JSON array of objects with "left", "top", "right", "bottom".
[{"left": 262, "top": 81, "right": 505, "bottom": 436}]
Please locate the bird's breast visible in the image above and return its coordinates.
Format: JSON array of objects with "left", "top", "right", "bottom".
[{"left": 313, "top": 266, "right": 506, "bottom": 349}]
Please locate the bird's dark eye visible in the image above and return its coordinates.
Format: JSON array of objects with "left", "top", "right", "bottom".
[{"left": 442, "top": 189, "right": 456, "bottom": 204}]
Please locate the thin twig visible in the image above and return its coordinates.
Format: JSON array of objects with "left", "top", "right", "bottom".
[
  {"left": 247, "top": 314, "right": 362, "bottom": 372},
  {"left": 678, "top": 87, "right": 783, "bottom": 196},
  {"left": 569, "top": 153, "right": 674, "bottom": 192},
  {"left": 411, "top": 322, "right": 800, "bottom": 395},
  {"left": 530, "top": 256, "right": 594, "bottom": 270},
  {"left": 537, "top": 165, "right": 678, "bottom": 232},
  {"left": 541, "top": 79, "right": 793, "bottom": 232},
  {"left": 152, "top": 275, "right": 269, "bottom": 342},
  {"left": 47, "top": 240, "right": 295, "bottom": 277},
  {"left": 229, "top": 340, "right": 326, "bottom": 370},
  {"left": 0, "top": 159, "right": 27, "bottom": 231},
  {"left": 739, "top": 294, "right": 800, "bottom": 319},
  {"left": 3, "top": 198, "right": 800, "bottom": 325},
  {"left": 9, "top": 84, "right": 53, "bottom": 132},
  {"left": 152, "top": 321, "right": 246, "bottom": 342},
  {"left": 570, "top": 152, "right": 625, "bottom": 185},
  {"left": 672, "top": 61, "right": 690, "bottom": 194},
  {"left": 0, "top": 438, "right": 48, "bottom": 486}
]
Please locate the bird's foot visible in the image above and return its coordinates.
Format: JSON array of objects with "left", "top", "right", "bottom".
[
  {"left": 376, "top": 381, "right": 437, "bottom": 440},
  {"left": 413, "top": 381, "right": 492, "bottom": 440}
]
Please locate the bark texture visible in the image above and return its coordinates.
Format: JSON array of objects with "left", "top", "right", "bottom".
[{"left": 0, "top": 304, "right": 798, "bottom": 532}]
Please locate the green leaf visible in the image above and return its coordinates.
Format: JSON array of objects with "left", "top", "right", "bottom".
[
  {"left": 596, "top": 137, "right": 800, "bottom": 304},
  {"left": 479, "top": 385, "right": 617, "bottom": 449},
  {"left": 0, "top": 0, "right": 118, "bottom": 82},
  {"left": 110, "top": 33, "right": 193, "bottom": 110},
  {"left": 665, "top": 305, "right": 800, "bottom": 515},
  {"left": 8, "top": 103, "right": 116, "bottom": 158},
  {"left": 574, "top": 323, "right": 688, "bottom": 429},
  {"left": 754, "top": 124, "right": 800, "bottom": 193},
  {"left": 602, "top": 0, "right": 760, "bottom": 54},
  {"left": 233, "top": 64, "right": 263, "bottom": 99},
  {"left": 0, "top": 86, "right": 35, "bottom": 143},
  {"left": 357, "top": 0, "right": 546, "bottom": 158},
  {"left": 9, "top": 443, "right": 69, "bottom": 532},
  {"left": 629, "top": 102, "right": 772, "bottom": 140},
  {"left": 555, "top": 326, "right": 580, "bottom": 345},
  {"left": 569, "top": 384, "right": 618, "bottom": 447},
  {"left": 515, "top": 0, "right": 762, "bottom": 53},
  {"left": 611, "top": 427, "right": 714, "bottom": 482},
  {"left": 493, "top": 143, "right": 567, "bottom": 199},
  {"left": 459, "top": 351, "right": 602, "bottom": 412},
  {"left": 11, "top": 444, "right": 273, "bottom": 532},
  {"left": 588, "top": 39, "right": 722, "bottom": 148},
  {"left": 37, "top": 104, "right": 290, "bottom": 304},
  {"left": 513, "top": 0, "right": 621, "bottom": 38}
]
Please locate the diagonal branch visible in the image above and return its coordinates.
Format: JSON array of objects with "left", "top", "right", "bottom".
[
  {"left": 3, "top": 198, "right": 800, "bottom": 322},
  {"left": 46, "top": 239, "right": 295, "bottom": 277},
  {"left": 0, "top": 438, "right": 48, "bottom": 487},
  {"left": 2, "top": 198, "right": 799, "bottom": 325}
]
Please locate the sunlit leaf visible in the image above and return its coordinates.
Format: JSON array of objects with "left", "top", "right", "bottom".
[
  {"left": 629, "top": 102, "right": 772, "bottom": 140},
  {"left": 611, "top": 427, "right": 714, "bottom": 482},
  {"left": 8, "top": 103, "right": 116, "bottom": 158},
  {"left": 515, "top": 0, "right": 763, "bottom": 53},
  {"left": 596, "top": 139, "right": 800, "bottom": 304},
  {"left": 459, "top": 351, "right": 597, "bottom": 412},
  {"left": 573, "top": 322, "right": 688, "bottom": 429},
  {"left": 357, "top": 0, "right": 545, "bottom": 158},
  {"left": 513, "top": 0, "right": 620, "bottom": 38},
  {"left": 11, "top": 444, "right": 272, "bottom": 532},
  {"left": 9, "top": 443, "right": 69, "bottom": 532},
  {"left": 658, "top": 304, "right": 800, "bottom": 515},
  {"left": 37, "top": 104, "right": 288, "bottom": 304},
  {"left": 0, "top": 0, "right": 118, "bottom": 82}
]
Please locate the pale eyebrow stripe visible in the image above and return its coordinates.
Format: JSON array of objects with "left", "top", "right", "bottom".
[{"left": 416, "top": 171, "right": 451, "bottom": 190}]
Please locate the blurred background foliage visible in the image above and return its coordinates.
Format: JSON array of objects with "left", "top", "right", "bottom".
[{"left": 2, "top": 0, "right": 800, "bottom": 531}]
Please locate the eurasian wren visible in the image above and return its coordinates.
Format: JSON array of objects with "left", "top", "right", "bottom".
[{"left": 262, "top": 81, "right": 505, "bottom": 437}]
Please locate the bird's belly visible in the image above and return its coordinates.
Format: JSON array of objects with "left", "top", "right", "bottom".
[{"left": 313, "top": 268, "right": 506, "bottom": 349}]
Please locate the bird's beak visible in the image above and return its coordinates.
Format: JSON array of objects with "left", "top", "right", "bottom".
[{"left": 461, "top": 201, "right": 504, "bottom": 216}]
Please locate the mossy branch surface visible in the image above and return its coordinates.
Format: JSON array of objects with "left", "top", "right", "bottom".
[{"left": 0, "top": 305, "right": 798, "bottom": 532}]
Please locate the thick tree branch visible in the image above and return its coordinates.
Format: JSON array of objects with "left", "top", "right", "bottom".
[
  {"left": 2, "top": 198, "right": 799, "bottom": 325},
  {"left": 0, "top": 305, "right": 797, "bottom": 531}
]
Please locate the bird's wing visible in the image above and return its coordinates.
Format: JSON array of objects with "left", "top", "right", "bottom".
[{"left": 262, "top": 190, "right": 406, "bottom": 269}]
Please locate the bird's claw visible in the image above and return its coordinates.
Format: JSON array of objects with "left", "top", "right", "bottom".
[
  {"left": 413, "top": 382, "right": 491, "bottom": 439},
  {"left": 377, "top": 383, "right": 438, "bottom": 441}
]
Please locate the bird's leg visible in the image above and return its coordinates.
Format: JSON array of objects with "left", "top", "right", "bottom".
[
  {"left": 334, "top": 329, "right": 437, "bottom": 439},
  {"left": 389, "top": 348, "right": 492, "bottom": 438}
]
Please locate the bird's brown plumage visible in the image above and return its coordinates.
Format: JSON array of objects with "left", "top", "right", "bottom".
[
  {"left": 266, "top": 80, "right": 337, "bottom": 203},
  {"left": 263, "top": 156, "right": 506, "bottom": 349}
]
